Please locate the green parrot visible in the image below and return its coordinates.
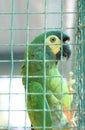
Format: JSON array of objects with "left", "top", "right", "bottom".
[{"left": 21, "top": 30, "right": 73, "bottom": 130}]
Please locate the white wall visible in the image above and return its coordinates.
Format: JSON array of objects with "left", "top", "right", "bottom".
[{"left": 0, "top": 78, "right": 30, "bottom": 129}]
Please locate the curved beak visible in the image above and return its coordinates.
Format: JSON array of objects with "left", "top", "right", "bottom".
[
  {"left": 56, "top": 42, "right": 71, "bottom": 60},
  {"left": 62, "top": 44, "right": 71, "bottom": 59}
]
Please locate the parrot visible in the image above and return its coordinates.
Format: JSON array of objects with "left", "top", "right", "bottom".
[{"left": 21, "top": 30, "right": 76, "bottom": 130}]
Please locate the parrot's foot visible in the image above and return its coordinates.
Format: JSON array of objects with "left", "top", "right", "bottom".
[
  {"left": 70, "top": 116, "right": 78, "bottom": 127},
  {"left": 70, "top": 105, "right": 78, "bottom": 127},
  {"left": 63, "top": 105, "right": 78, "bottom": 129},
  {"left": 67, "top": 72, "right": 78, "bottom": 129},
  {"left": 67, "top": 72, "right": 76, "bottom": 101}
]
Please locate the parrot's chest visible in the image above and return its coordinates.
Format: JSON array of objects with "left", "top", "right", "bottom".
[
  {"left": 46, "top": 66, "right": 64, "bottom": 95},
  {"left": 46, "top": 65, "right": 71, "bottom": 108}
]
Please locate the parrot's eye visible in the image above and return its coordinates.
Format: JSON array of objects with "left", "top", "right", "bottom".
[{"left": 50, "top": 37, "right": 56, "bottom": 43}]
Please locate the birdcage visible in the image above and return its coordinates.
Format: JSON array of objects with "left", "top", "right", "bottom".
[{"left": 0, "top": 0, "right": 85, "bottom": 130}]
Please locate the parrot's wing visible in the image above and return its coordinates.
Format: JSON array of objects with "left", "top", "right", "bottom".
[{"left": 27, "top": 82, "right": 52, "bottom": 130}]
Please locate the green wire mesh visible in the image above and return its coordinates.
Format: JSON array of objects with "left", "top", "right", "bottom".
[
  {"left": 0, "top": 0, "right": 85, "bottom": 130},
  {"left": 79, "top": 0, "right": 85, "bottom": 129}
]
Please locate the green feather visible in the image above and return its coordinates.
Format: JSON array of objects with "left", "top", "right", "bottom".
[
  {"left": 28, "top": 82, "right": 52, "bottom": 130},
  {"left": 21, "top": 30, "right": 72, "bottom": 130}
]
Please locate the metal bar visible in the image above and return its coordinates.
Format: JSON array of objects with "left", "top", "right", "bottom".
[{"left": 80, "top": 0, "right": 85, "bottom": 129}]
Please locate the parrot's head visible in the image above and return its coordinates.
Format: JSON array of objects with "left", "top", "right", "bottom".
[
  {"left": 45, "top": 30, "right": 71, "bottom": 61},
  {"left": 30, "top": 30, "right": 71, "bottom": 64}
]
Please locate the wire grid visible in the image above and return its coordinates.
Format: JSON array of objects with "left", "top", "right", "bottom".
[
  {"left": 74, "top": 0, "right": 85, "bottom": 129},
  {"left": 78, "top": 0, "right": 85, "bottom": 129},
  {"left": 0, "top": 0, "right": 85, "bottom": 130}
]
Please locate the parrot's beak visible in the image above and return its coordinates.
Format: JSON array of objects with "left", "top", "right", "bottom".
[
  {"left": 56, "top": 41, "right": 71, "bottom": 60},
  {"left": 53, "top": 30, "right": 71, "bottom": 60},
  {"left": 62, "top": 43, "right": 71, "bottom": 59}
]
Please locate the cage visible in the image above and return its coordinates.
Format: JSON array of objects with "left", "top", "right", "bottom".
[{"left": 0, "top": 0, "right": 85, "bottom": 130}]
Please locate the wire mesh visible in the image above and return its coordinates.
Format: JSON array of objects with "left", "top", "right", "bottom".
[
  {"left": 78, "top": 0, "right": 85, "bottom": 129},
  {"left": 0, "top": 0, "right": 85, "bottom": 130}
]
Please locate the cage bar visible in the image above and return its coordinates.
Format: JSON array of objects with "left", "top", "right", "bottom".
[{"left": 0, "top": 0, "right": 85, "bottom": 130}]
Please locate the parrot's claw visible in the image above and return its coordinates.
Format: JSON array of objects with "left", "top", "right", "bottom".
[
  {"left": 67, "top": 72, "right": 78, "bottom": 129},
  {"left": 70, "top": 116, "right": 78, "bottom": 127},
  {"left": 67, "top": 71, "right": 76, "bottom": 101},
  {"left": 69, "top": 105, "right": 78, "bottom": 128},
  {"left": 63, "top": 104, "right": 78, "bottom": 129}
]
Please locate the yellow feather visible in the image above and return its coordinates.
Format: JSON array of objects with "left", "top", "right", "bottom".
[{"left": 46, "top": 35, "right": 61, "bottom": 54}]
